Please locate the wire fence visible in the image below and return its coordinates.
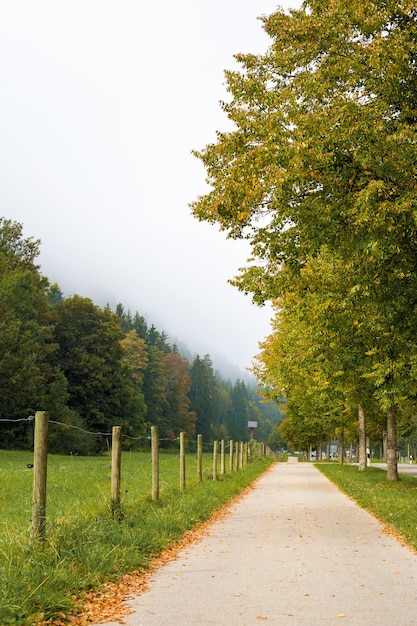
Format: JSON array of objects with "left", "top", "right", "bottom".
[
  {"left": 0, "top": 415, "right": 227, "bottom": 447},
  {"left": 1, "top": 411, "right": 275, "bottom": 540}
]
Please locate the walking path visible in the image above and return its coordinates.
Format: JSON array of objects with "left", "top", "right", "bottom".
[{"left": 98, "top": 463, "right": 417, "bottom": 625}]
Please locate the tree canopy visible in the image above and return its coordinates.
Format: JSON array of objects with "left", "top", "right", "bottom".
[
  {"left": 191, "top": 0, "right": 417, "bottom": 477},
  {"left": 0, "top": 219, "right": 55, "bottom": 447}
]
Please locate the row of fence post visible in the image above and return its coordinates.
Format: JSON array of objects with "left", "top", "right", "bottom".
[
  {"left": 147, "top": 427, "right": 256, "bottom": 505},
  {"left": 31, "top": 412, "right": 267, "bottom": 539}
]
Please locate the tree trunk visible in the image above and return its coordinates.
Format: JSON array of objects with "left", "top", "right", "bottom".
[
  {"left": 338, "top": 428, "right": 344, "bottom": 465},
  {"left": 358, "top": 406, "right": 367, "bottom": 472},
  {"left": 386, "top": 405, "right": 398, "bottom": 481},
  {"left": 326, "top": 437, "right": 331, "bottom": 460},
  {"left": 318, "top": 437, "right": 323, "bottom": 461}
]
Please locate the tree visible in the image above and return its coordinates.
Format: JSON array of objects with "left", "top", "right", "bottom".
[
  {"left": 47, "top": 283, "right": 64, "bottom": 306},
  {"left": 192, "top": 1, "right": 417, "bottom": 479},
  {"left": 121, "top": 330, "right": 148, "bottom": 389},
  {"left": 120, "top": 329, "right": 148, "bottom": 442},
  {"left": 211, "top": 378, "right": 233, "bottom": 441},
  {"left": 0, "top": 217, "right": 42, "bottom": 271},
  {"left": 161, "top": 352, "right": 196, "bottom": 439},
  {"left": 268, "top": 421, "right": 287, "bottom": 453},
  {"left": 225, "top": 380, "right": 247, "bottom": 441},
  {"left": 142, "top": 344, "right": 169, "bottom": 432},
  {"left": 0, "top": 219, "right": 56, "bottom": 448},
  {"left": 52, "top": 296, "right": 130, "bottom": 444},
  {"left": 115, "top": 304, "right": 148, "bottom": 341},
  {"left": 227, "top": 380, "right": 262, "bottom": 441},
  {"left": 192, "top": 1, "right": 416, "bottom": 298},
  {"left": 147, "top": 325, "right": 171, "bottom": 354},
  {"left": 188, "top": 355, "right": 216, "bottom": 441},
  {"left": 0, "top": 271, "right": 53, "bottom": 412},
  {"left": 45, "top": 369, "right": 95, "bottom": 455},
  {"left": 255, "top": 287, "right": 345, "bottom": 455}
]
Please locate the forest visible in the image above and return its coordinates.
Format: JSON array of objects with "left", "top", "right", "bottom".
[{"left": 0, "top": 217, "right": 280, "bottom": 454}]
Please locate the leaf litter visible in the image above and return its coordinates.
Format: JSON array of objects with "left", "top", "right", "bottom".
[{"left": 43, "top": 479, "right": 262, "bottom": 625}]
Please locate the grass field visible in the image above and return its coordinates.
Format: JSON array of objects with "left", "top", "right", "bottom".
[
  {"left": 317, "top": 463, "right": 417, "bottom": 552},
  {"left": 0, "top": 448, "right": 274, "bottom": 625}
]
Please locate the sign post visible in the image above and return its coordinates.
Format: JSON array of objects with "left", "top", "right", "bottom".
[{"left": 248, "top": 421, "right": 258, "bottom": 440}]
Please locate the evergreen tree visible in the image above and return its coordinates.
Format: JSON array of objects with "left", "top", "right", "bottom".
[
  {"left": 132, "top": 312, "right": 148, "bottom": 341},
  {"left": 142, "top": 344, "right": 169, "bottom": 433},
  {"left": 212, "top": 378, "right": 233, "bottom": 441},
  {"left": 147, "top": 325, "right": 171, "bottom": 354},
  {"left": 188, "top": 355, "right": 216, "bottom": 442}
]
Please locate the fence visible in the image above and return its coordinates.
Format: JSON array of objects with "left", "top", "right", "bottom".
[{"left": 26, "top": 411, "right": 275, "bottom": 539}]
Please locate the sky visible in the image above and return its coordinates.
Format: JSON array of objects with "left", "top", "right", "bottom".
[{"left": 0, "top": 0, "right": 298, "bottom": 379}]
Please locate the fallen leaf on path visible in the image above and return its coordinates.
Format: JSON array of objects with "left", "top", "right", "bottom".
[{"left": 41, "top": 474, "right": 270, "bottom": 625}]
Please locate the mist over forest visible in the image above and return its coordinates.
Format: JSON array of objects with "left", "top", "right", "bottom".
[{"left": 0, "top": 217, "right": 282, "bottom": 454}]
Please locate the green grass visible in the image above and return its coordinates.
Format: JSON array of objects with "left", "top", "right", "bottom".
[
  {"left": 0, "top": 449, "right": 273, "bottom": 625},
  {"left": 317, "top": 463, "right": 417, "bottom": 552}
]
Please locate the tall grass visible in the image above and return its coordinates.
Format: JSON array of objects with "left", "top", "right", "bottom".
[
  {"left": 317, "top": 463, "right": 417, "bottom": 552},
  {"left": 0, "top": 449, "right": 273, "bottom": 625}
]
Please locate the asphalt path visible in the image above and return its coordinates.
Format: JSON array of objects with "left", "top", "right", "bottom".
[
  {"left": 98, "top": 463, "right": 417, "bottom": 625},
  {"left": 374, "top": 462, "right": 417, "bottom": 478}
]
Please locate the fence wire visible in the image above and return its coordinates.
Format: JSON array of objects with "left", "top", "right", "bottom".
[{"left": 0, "top": 415, "right": 235, "bottom": 447}]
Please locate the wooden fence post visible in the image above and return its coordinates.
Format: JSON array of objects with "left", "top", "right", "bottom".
[
  {"left": 197, "top": 434, "right": 203, "bottom": 482},
  {"left": 239, "top": 441, "right": 244, "bottom": 469},
  {"left": 220, "top": 439, "right": 225, "bottom": 475},
  {"left": 180, "top": 431, "right": 186, "bottom": 491},
  {"left": 151, "top": 425, "right": 159, "bottom": 501},
  {"left": 32, "top": 411, "right": 49, "bottom": 540},
  {"left": 213, "top": 440, "right": 218, "bottom": 481},
  {"left": 235, "top": 441, "right": 239, "bottom": 471},
  {"left": 229, "top": 439, "right": 234, "bottom": 472},
  {"left": 248, "top": 439, "right": 254, "bottom": 460},
  {"left": 111, "top": 426, "right": 122, "bottom": 517}
]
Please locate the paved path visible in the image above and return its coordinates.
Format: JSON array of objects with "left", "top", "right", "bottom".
[
  {"left": 99, "top": 463, "right": 417, "bottom": 625},
  {"left": 375, "top": 462, "right": 417, "bottom": 478}
]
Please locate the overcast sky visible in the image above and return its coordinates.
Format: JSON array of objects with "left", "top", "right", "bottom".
[{"left": 0, "top": 0, "right": 299, "bottom": 377}]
